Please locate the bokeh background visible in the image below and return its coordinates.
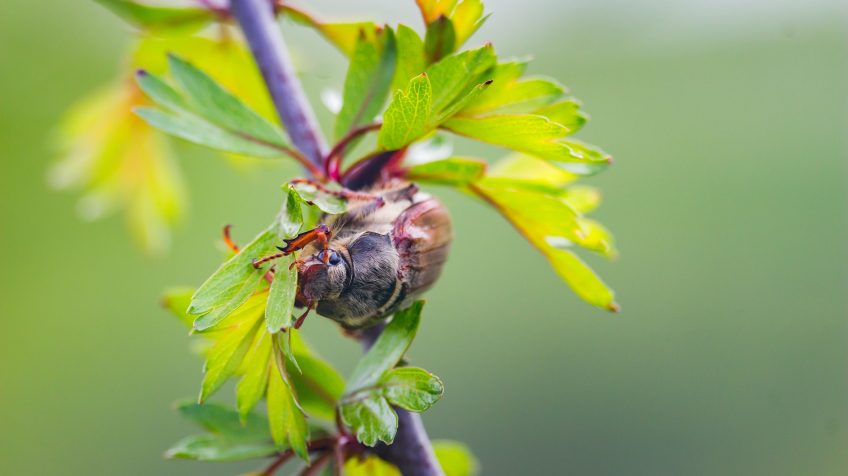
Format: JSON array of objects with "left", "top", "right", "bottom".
[{"left": 1, "top": 0, "right": 846, "bottom": 474}]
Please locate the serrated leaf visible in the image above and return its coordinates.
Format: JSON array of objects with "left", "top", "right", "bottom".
[
  {"left": 189, "top": 225, "right": 280, "bottom": 331},
  {"left": 379, "top": 367, "right": 444, "bottom": 412},
  {"left": 236, "top": 330, "right": 273, "bottom": 420},
  {"left": 166, "top": 55, "right": 289, "bottom": 147},
  {"left": 200, "top": 293, "right": 266, "bottom": 402},
  {"left": 379, "top": 74, "right": 433, "bottom": 150},
  {"left": 134, "top": 107, "right": 286, "bottom": 159},
  {"left": 459, "top": 76, "right": 566, "bottom": 116},
  {"left": 335, "top": 29, "right": 397, "bottom": 141},
  {"left": 405, "top": 157, "right": 486, "bottom": 185},
  {"left": 426, "top": 46, "right": 496, "bottom": 118},
  {"left": 346, "top": 302, "right": 424, "bottom": 392},
  {"left": 392, "top": 25, "right": 426, "bottom": 92},
  {"left": 289, "top": 182, "right": 347, "bottom": 214},
  {"left": 265, "top": 257, "right": 297, "bottom": 333},
  {"left": 471, "top": 181, "right": 617, "bottom": 310},
  {"left": 443, "top": 114, "right": 611, "bottom": 174},
  {"left": 267, "top": 343, "right": 309, "bottom": 460},
  {"left": 94, "top": 0, "right": 213, "bottom": 33},
  {"left": 424, "top": 15, "right": 456, "bottom": 63},
  {"left": 433, "top": 440, "right": 479, "bottom": 476},
  {"left": 341, "top": 396, "right": 398, "bottom": 446},
  {"left": 161, "top": 287, "right": 196, "bottom": 329}
]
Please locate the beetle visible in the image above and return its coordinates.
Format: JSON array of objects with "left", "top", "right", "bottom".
[{"left": 251, "top": 180, "right": 452, "bottom": 330}]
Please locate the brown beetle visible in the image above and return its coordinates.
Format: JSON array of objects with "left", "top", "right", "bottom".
[{"left": 253, "top": 180, "right": 452, "bottom": 329}]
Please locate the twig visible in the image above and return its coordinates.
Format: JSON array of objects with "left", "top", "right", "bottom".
[
  {"left": 228, "top": 2, "right": 443, "bottom": 475},
  {"left": 230, "top": 0, "right": 327, "bottom": 169},
  {"left": 324, "top": 122, "right": 382, "bottom": 180},
  {"left": 259, "top": 450, "right": 295, "bottom": 476},
  {"left": 300, "top": 450, "right": 333, "bottom": 476}
]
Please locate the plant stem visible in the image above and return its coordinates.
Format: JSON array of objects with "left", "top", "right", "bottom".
[
  {"left": 229, "top": 0, "right": 326, "bottom": 169},
  {"left": 228, "top": 2, "right": 443, "bottom": 475},
  {"left": 361, "top": 323, "right": 445, "bottom": 476}
]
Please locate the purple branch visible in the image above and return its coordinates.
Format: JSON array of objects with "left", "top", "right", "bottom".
[
  {"left": 229, "top": 0, "right": 326, "bottom": 169},
  {"left": 227, "top": 2, "right": 443, "bottom": 474},
  {"left": 361, "top": 324, "right": 445, "bottom": 476}
]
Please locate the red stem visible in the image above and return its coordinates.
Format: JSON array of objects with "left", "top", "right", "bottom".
[{"left": 324, "top": 123, "right": 382, "bottom": 181}]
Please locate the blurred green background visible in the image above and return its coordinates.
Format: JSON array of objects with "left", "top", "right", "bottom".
[{"left": 1, "top": 0, "right": 846, "bottom": 474}]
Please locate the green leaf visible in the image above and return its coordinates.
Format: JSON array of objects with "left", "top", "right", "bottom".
[
  {"left": 427, "top": 45, "right": 496, "bottom": 118},
  {"left": 443, "top": 114, "right": 611, "bottom": 174},
  {"left": 289, "top": 182, "right": 347, "bottom": 215},
  {"left": 340, "top": 396, "right": 398, "bottom": 446},
  {"left": 288, "top": 352, "right": 345, "bottom": 421},
  {"left": 405, "top": 157, "right": 486, "bottom": 185},
  {"left": 165, "top": 433, "right": 276, "bottom": 462},
  {"left": 346, "top": 301, "right": 424, "bottom": 392},
  {"left": 379, "top": 367, "right": 444, "bottom": 412},
  {"left": 166, "top": 55, "right": 288, "bottom": 148},
  {"left": 379, "top": 74, "right": 433, "bottom": 150},
  {"left": 200, "top": 293, "right": 266, "bottom": 402},
  {"left": 136, "top": 70, "right": 188, "bottom": 113},
  {"left": 433, "top": 440, "right": 480, "bottom": 476},
  {"left": 94, "top": 0, "right": 213, "bottom": 33},
  {"left": 189, "top": 225, "right": 280, "bottom": 331},
  {"left": 459, "top": 76, "right": 566, "bottom": 116},
  {"left": 424, "top": 15, "right": 457, "bottom": 63},
  {"left": 562, "top": 184, "right": 601, "bottom": 214},
  {"left": 487, "top": 153, "right": 576, "bottom": 188},
  {"left": 267, "top": 343, "right": 309, "bottom": 460},
  {"left": 392, "top": 25, "right": 426, "bottom": 93},
  {"left": 161, "top": 287, "right": 196, "bottom": 329},
  {"left": 236, "top": 330, "right": 273, "bottom": 420},
  {"left": 134, "top": 107, "right": 286, "bottom": 159},
  {"left": 167, "top": 402, "right": 276, "bottom": 462},
  {"left": 335, "top": 29, "right": 397, "bottom": 140},
  {"left": 278, "top": 185, "right": 305, "bottom": 238},
  {"left": 265, "top": 257, "right": 297, "bottom": 333}
]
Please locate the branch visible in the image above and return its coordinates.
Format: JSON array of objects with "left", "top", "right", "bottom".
[
  {"left": 230, "top": 0, "right": 326, "bottom": 170},
  {"left": 227, "top": 2, "right": 443, "bottom": 475}
]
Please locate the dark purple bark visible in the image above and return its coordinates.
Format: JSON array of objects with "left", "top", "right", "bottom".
[
  {"left": 229, "top": 0, "right": 326, "bottom": 167},
  {"left": 227, "top": 2, "right": 443, "bottom": 474}
]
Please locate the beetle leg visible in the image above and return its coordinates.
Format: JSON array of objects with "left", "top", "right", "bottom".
[
  {"left": 252, "top": 251, "right": 286, "bottom": 269},
  {"left": 222, "top": 224, "right": 239, "bottom": 253},
  {"left": 278, "top": 224, "right": 332, "bottom": 256},
  {"left": 382, "top": 183, "right": 419, "bottom": 203},
  {"left": 290, "top": 178, "right": 379, "bottom": 202},
  {"left": 288, "top": 258, "right": 306, "bottom": 270},
  {"left": 294, "top": 302, "right": 314, "bottom": 329}
]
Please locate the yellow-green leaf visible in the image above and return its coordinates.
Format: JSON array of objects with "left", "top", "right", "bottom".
[
  {"left": 267, "top": 345, "right": 309, "bottom": 460},
  {"left": 392, "top": 25, "right": 426, "bottom": 93},
  {"left": 265, "top": 257, "right": 297, "bottom": 333},
  {"left": 236, "top": 330, "right": 273, "bottom": 420},
  {"left": 200, "top": 293, "right": 267, "bottom": 402},
  {"left": 433, "top": 440, "right": 480, "bottom": 476},
  {"left": 405, "top": 157, "right": 486, "bottom": 185}
]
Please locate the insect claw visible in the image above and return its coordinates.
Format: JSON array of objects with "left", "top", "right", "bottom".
[{"left": 294, "top": 303, "right": 314, "bottom": 329}]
